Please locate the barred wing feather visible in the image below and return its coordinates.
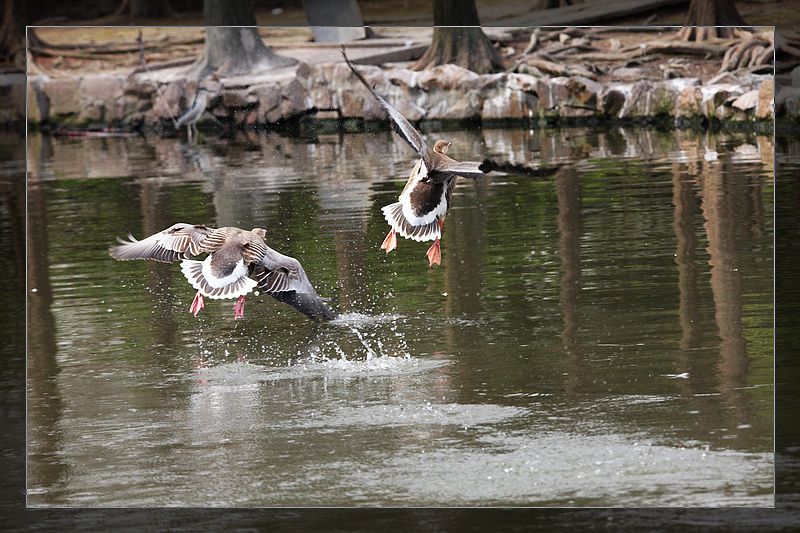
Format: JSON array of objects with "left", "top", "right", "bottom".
[{"left": 109, "top": 223, "right": 213, "bottom": 263}]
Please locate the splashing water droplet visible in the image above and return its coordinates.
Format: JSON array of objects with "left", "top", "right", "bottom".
[{"left": 349, "top": 326, "right": 377, "bottom": 361}]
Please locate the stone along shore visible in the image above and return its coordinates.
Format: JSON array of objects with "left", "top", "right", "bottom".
[{"left": 23, "top": 60, "right": 776, "bottom": 130}]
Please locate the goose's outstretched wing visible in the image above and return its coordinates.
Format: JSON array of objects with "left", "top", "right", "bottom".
[
  {"left": 341, "top": 47, "right": 430, "bottom": 162},
  {"left": 427, "top": 160, "right": 564, "bottom": 184},
  {"left": 254, "top": 246, "right": 337, "bottom": 321},
  {"left": 436, "top": 160, "right": 486, "bottom": 180},
  {"left": 253, "top": 247, "right": 315, "bottom": 294},
  {"left": 109, "top": 223, "right": 214, "bottom": 263},
  {"left": 477, "top": 160, "right": 564, "bottom": 178}
]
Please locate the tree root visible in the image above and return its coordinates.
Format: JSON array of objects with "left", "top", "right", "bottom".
[
  {"left": 678, "top": 26, "right": 752, "bottom": 42},
  {"left": 718, "top": 31, "right": 773, "bottom": 73},
  {"left": 578, "top": 40, "right": 730, "bottom": 62}
]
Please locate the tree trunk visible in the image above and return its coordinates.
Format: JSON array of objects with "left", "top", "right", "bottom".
[
  {"left": 0, "top": 0, "right": 28, "bottom": 70},
  {"left": 412, "top": 0, "right": 502, "bottom": 74},
  {"left": 192, "top": 0, "right": 296, "bottom": 77},
  {"left": 679, "top": 0, "right": 750, "bottom": 41}
]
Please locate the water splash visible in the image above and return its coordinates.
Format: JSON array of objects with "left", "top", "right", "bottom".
[
  {"left": 329, "top": 312, "right": 402, "bottom": 326},
  {"left": 349, "top": 326, "right": 377, "bottom": 361}
]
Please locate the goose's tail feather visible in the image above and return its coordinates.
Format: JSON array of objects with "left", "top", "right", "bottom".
[{"left": 381, "top": 202, "right": 440, "bottom": 243}]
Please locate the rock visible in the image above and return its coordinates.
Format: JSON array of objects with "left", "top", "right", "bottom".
[
  {"left": 649, "top": 83, "right": 678, "bottom": 116},
  {"left": 22, "top": 62, "right": 774, "bottom": 127},
  {"left": 252, "top": 83, "right": 281, "bottom": 118},
  {"left": 313, "top": 110, "right": 339, "bottom": 120},
  {"left": 307, "top": 66, "right": 334, "bottom": 109},
  {"left": 415, "top": 64, "right": 480, "bottom": 91},
  {"left": 392, "top": 92, "right": 426, "bottom": 121},
  {"left": 338, "top": 89, "right": 365, "bottom": 119},
  {"left": 619, "top": 81, "right": 653, "bottom": 118},
  {"left": 124, "top": 79, "right": 156, "bottom": 98},
  {"left": 480, "top": 72, "right": 508, "bottom": 91},
  {"left": 481, "top": 73, "right": 539, "bottom": 119},
  {"left": 80, "top": 76, "right": 124, "bottom": 102},
  {"left": 507, "top": 73, "right": 540, "bottom": 94},
  {"left": 482, "top": 87, "right": 537, "bottom": 119},
  {"left": 280, "top": 78, "right": 312, "bottom": 118},
  {"left": 78, "top": 76, "right": 125, "bottom": 123},
  {"left": 565, "top": 76, "right": 601, "bottom": 109},
  {"left": 249, "top": 69, "right": 312, "bottom": 123},
  {"left": 600, "top": 88, "right": 626, "bottom": 117},
  {"left": 610, "top": 67, "right": 648, "bottom": 81},
  {"left": 715, "top": 102, "right": 748, "bottom": 121},
  {"left": 675, "top": 86, "right": 702, "bottom": 118},
  {"left": 756, "top": 79, "right": 774, "bottom": 119},
  {"left": 664, "top": 77, "right": 700, "bottom": 92},
  {"left": 221, "top": 89, "right": 253, "bottom": 108},
  {"left": 329, "top": 62, "right": 386, "bottom": 119},
  {"left": 45, "top": 77, "right": 81, "bottom": 118},
  {"left": 154, "top": 81, "right": 188, "bottom": 121},
  {"left": 731, "top": 89, "right": 759, "bottom": 111},
  {"left": 536, "top": 77, "right": 570, "bottom": 110},
  {"left": 385, "top": 67, "right": 420, "bottom": 89},
  {"left": 424, "top": 88, "right": 482, "bottom": 120},
  {"left": 121, "top": 95, "right": 142, "bottom": 119},
  {"left": 26, "top": 76, "right": 48, "bottom": 122},
  {"left": 699, "top": 84, "right": 743, "bottom": 118}
]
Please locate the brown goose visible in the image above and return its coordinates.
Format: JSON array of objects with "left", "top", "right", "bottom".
[
  {"left": 342, "top": 48, "right": 560, "bottom": 266},
  {"left": 109, "top": 223, "right": 336, "bottom": 321}
]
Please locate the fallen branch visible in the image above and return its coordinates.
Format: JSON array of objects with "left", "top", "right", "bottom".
[
  {"left": 523, "top": 28, "right": 541, "bottom": 54},
  {"left": 28, "top": 46, "right": 110, "bottom": 60},
  {"left": 547, "top": 38, "right": 602, "bottom": 57},
  {"left": 129, "top": 57, "right": 196, "bottom": 75},
  {"left": 29, "top": 35, "right": 203, "bottom": 55}
]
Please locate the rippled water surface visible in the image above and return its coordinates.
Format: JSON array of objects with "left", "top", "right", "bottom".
[{"left": 26, "top": 126, "right": 773, "bottom": 506}]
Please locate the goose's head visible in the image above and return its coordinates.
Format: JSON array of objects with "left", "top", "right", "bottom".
[{"left": 433, "top": 140, "right": 452, "bottom": 155}]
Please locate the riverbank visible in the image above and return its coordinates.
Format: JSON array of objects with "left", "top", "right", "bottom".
[
  {"left": 20, "top": 27, "right": 780, "bottom": 130},
  {"left": 23, "top": 60, "right": 776, "bottom": 131}
]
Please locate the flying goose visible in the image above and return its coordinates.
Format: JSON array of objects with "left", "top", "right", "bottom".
[
  {"left": 109, "top": 223, "right": 336, "bottom": 321},
  {"left": 342, "top": 48, "right": 560, "bottom": 266}
]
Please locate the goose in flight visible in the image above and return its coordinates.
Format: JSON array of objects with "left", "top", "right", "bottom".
[
  {"left": 342, "top": 48, "right": 560, "bottom": 266},
  {"left": 109, "top": 223, "right": 336, "bottom": 321}
]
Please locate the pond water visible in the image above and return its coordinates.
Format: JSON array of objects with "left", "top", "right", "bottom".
[{"left": 26, "top": 124, "right": 773, "bottom": 507}]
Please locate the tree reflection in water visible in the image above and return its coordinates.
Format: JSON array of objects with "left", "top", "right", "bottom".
[{"left": 24, "top": 125, "right": 774, "bottom": 506}]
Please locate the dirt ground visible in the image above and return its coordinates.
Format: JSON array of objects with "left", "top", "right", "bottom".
[
  {"left": 29, "top": 27, "right": 764, "bottom": 86},
  {"left": 34, "top": 0, "right": 800, "bottom": 28},
  {"left": 29, "top": 0, "right": 790, "bottom": 83}
]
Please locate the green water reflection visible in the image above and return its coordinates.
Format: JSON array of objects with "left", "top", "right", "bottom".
[{"left": 26, "top": 126, "right": 773, "bottom": 506}]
